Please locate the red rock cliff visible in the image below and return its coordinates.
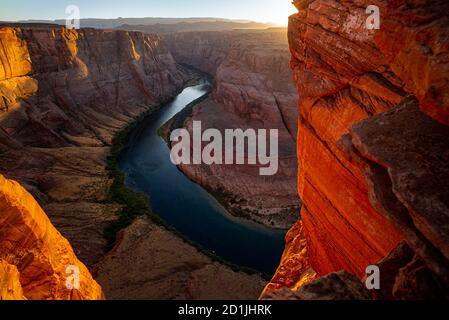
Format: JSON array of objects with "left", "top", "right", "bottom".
[
  {"left": 0, "top": 174, "right": 103, "bottom": 300},
  {"left": 265, "top": 0, "right": 449, "bottom": 299}
]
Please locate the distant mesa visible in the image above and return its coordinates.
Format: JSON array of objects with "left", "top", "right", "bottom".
[{"left": 2, "top": 17, "right": 277, "bottom": 32}]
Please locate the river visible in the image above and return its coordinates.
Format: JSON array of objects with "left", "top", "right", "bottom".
[{"left": 118, "top": 81, "right": 287, "bottom": 275}]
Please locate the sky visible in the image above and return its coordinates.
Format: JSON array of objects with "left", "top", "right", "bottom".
[{"left": 0, "top": 0, "right": 297, "bottom": 25}]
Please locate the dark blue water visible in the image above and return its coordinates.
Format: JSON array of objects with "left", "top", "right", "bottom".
[{"left": 118, "top": 81, "right": 286, "bottom": 275}]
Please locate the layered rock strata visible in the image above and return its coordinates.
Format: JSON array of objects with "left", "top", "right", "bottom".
[
  {"left": 0, "top": 25, "right": 187, "bottom": 267},
  {"left": 265, "top": 0, "right": 449, "bottom": 299}
]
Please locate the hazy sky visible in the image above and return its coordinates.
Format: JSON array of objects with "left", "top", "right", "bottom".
[{"left": 0, "top": 0, "right": 297, "bottom": 25}]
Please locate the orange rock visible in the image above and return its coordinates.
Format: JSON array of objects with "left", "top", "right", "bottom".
[
  {"left": 0, "top": 28, "right": 32, "bottom": 80},
  {"left": 0, "top": 260, "right": 25, "bottom": 300},
  {"left": 0, "top": 174, "right": 103, "bottom": 300},
  {"left": 272, "top": 0, "right": 449, "bottom": 297},
  {"left": 261, "top": 221, "right": 316, "bottom": 298},
  {"left": 374, "top": 0, "right": 449, "bottom": 126},
  {"left": 273, "top": 0, "right": 407, "bottom": 289}
]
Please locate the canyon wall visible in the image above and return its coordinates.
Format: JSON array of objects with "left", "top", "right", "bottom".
[
  {"left": 0, "top": 25, "right": 188, "bottom": 299},
  {"left": 0, "top": 174, "right": 103, "bottom": 300},
  {"left": 0, "top": 25, "right": 188, "bottom": 268},
  {"left": 164, "top": 31, "right": 233, "bottom": 75},
  {"left": 265, "top": 0, "right": 449, "bottom": 299},
  {"left": 164, "top": 30, "right": 300, "bottom": 228}
]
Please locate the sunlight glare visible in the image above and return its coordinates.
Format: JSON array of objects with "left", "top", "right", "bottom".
[{"left": 272, "top": 1, "right": 297, "bottom": 26}]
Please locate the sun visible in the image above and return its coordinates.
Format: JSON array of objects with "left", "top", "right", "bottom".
[{"left": 271, "top": 1, "right": 297, "bottom": 26}]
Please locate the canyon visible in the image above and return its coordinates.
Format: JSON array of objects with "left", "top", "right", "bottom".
[
  {"left": 1, "top": 0, "right": 449, "bottom": 301},
  {"left": 0, "top": 25, "right": 187, "bottom": 268},
  {"left": 0, "top": 25, "right": 265, "bottom": 299},
  {"left": 163, "top": 29, "right": 300, "bottom": 229}
]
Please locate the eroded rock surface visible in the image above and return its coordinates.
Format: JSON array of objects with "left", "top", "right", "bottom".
[
  {"left": 351, "top": 97, "right": 449, "bottom": 289},
  {"left": 0, "top": 260, "right": 25, "bottom": 300},
  {"left": 265, "top": 0, "right": 449, "bottom": 299},
  {"left": 0, "top": 174, "right": 103, "bottom": 300},
  {"left": 263, "top": 271, "right": 371, "bottom": 300},
  {"left": 0, "top": 25, "right": 188, "bottom": 267}
]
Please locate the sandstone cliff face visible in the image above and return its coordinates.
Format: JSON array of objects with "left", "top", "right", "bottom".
[
  {"left": 0, "top": 174, "right": 103, "bottom": 300},
  {"left": 0, "top": 26, "right": 186, "bottom": 148},
  {"left": 165, "top": 30, "right": 300, "bottom": 229},
  {"left": 266, "top": 0, "right": 449, "bottom": 299},
  {"left": 0, "top": 260, "right": 25, "bottom": 300},
  {"left": 0, "top": 26, "right": 188, "bottom": 267}
]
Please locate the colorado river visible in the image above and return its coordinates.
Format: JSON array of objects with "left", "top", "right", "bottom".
[{"left": 118, "top": 81, "right": 286, "bottom": 275}]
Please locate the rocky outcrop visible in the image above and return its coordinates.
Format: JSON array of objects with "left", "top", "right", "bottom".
[
  {"left": 0, "top": 174, "right": 103, "bottom": 300},
  {"left": 0, "top": 25, "right": 188, "bottom": 267},
  {"left": 0, "top": 26, "right": 186, "bottom": 148},
  {"left": 261, "top": 221, "right": 316, "bottom": 296},
  {"left": 164, "top": 29, "right": 300, "bottom": 229},
  {"left": 264, "top": 271, "right": 371, "bottom": 300},
  {"left": 351, "top": 97, "right": 449, "bottom": 290},
  {"left": 0, "top": 260, "right": 25, "bottom": 300},
  {"left": 266, "top": 0, "right": 449, "bottom": 299}
]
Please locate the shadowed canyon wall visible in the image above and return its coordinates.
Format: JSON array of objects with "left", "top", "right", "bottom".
[
  {"left": 264, "top": 0, "right": 449, "bottom": 300},
  {"left": 164, "top": 30, "right": 300, "bottom": 228}
]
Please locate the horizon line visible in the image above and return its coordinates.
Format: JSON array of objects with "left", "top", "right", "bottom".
[{"left": 2, "top": 16, "right": 285, "bottom": 26}]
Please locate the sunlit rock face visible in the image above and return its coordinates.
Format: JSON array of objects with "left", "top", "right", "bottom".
[
  {"left": 0, "top": 26, "right": 188, "bottom": 268},
  {"left": 0, "top": 26, "right": 186, "bottom": 148},
  {"left": 265, "top": 0, "right": 449, "bottom": 299},
  {"left": 164, "top": 30, "right": 300, "bottom": 229},
  {"left": 0, "top": 260, "right": 25, "bottom": 300},
  {"left": 0, "top": 174, "right": 103, "bottom": 300}
]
